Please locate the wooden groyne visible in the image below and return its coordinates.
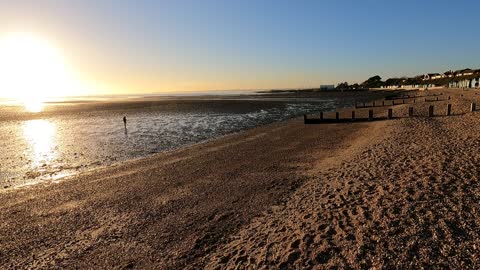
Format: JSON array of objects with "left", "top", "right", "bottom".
[
  {"left": 302, "top": 92, "right": 480, "bottom": 124},
  {"left": 304, "top": 103, "right": 459, "bottom": 124},
  {"left": 355, "top": 95, "right": 449, "bottom": 109}
]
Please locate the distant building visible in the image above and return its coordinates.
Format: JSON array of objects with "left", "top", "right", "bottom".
[
  {"left": 449, "top": 79, "right": 471, "bottom": 88},
  {"left": 423, "top": 73, "right": 441, "bottom": 80},
  {"left": 380, "top": 67, "right": 480, "bottom": 90},
  {"left": 455, "top": 68, "right": 474, "bottom": 77},
  {"left": 319, "top": 85, "right": 335, "bottom": 91},
  {"left": 446, "top": 69, "right": 480, "bottom": 88},
  {"left": 444, "top": 70, "right": 454, "bottom": 78}
]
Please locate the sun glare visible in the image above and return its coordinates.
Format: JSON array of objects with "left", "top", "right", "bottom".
[
  {"left": 23, "top": 119, "right": 57, "bottom": 167},
  {"left": 0, "top": 33, "right": 81, "bottom": 112},
  {"left": 24, "top": 100, "right": 44, "bottom": 113}
]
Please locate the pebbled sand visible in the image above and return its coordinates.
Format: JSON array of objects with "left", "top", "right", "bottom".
[
  {"left": 0, "top": 107, "right": 375, "bottom": 269},
  {"left": 206, "top": 89, "right": 480, "bottom": 269},
  {"left": 2, "top": 89, "right": 480, "bottom": 269}
]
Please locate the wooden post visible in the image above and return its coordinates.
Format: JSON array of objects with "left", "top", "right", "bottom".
[
  {"left": 428, "top": 105, "right": 434, "bottom": 117},
  {"left": 425, "top": 98, "right": 427, "bottom": 102},
  {"left": 436, "top": 97, "right": 439, "bottom": 101},
  {"left": 402, "top": 99, "right": 405, "bottom": 104},
  {"left": 387, "top": 108, "right": 393, "bottom": 119},
  {"left": 320, "top": 112, "right": 323, "bottom": 120},
  {"left": 471, "top": 103, "right": 476, "bottom": 112},
  {"left": 373, "top": 101, "right": 375, "bottom": 107},
  {"left": 351, "top": 111, "right": 355, "bottom": 120},
  {"left": 409, "top": 107, "right": 413, "bottom": 117},
  {"left": 448, "top": 96, "right": 451, "bottom": 100},
  {"left": 447, "top": 104, "right": 451, "bottom": 116},
  {"left": 392, "top": 100, "right": 395, "bottom": 105},
  {"left": 363, "top": 102, "right": 366, "bottom": 107},
  {"left": 304, "top": 114, "right": 307, "bottom": 123},
  {"left": 336, "top": 112, "right": 340, "bottom": 121},
  {"left": 382, "top": 101, "right": 385, "bottom": 106},
  {"left": 368, "top": 110, "right": 373, "bottom": 121}
]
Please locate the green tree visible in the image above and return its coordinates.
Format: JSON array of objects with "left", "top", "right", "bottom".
[
  {"left": 336, "top": 82, "right": 349, "bottom": 90},
  {"left": 362, "top": 75, "right": 383, "bottom": 88}
]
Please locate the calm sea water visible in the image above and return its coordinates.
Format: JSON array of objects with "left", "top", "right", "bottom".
[{"left": 0, "top": 95, "right": 361, "bottom": 188}]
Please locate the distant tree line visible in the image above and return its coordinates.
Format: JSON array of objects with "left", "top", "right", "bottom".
[{"left": 336, "top": 75, "right": 382, "bottom": 91}]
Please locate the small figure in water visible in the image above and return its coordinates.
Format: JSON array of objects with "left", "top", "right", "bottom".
[{"left": 123, "top": 116, "right": 127, "bottom": 129}]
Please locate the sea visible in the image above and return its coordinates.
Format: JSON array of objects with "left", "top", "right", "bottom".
[{"left": 0, "top": 91, "right": 365, "bottom": 188}]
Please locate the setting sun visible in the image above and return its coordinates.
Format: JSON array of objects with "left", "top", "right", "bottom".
[{"left": 0, "top": 33, "right": 82, "bottom": 112}]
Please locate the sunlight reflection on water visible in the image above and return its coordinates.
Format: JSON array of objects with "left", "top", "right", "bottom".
[{"left": 22, "top": 119, "right": 57, "bottom": 168}]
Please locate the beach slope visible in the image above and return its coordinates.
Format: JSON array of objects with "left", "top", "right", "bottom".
[{"left": 0, "top": 114, "right": 375, "bottom": 269}]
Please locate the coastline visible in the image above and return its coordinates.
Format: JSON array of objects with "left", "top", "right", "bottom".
[
  {"left": 0, "top": 108, "right": 377, "bottom": 269},
  {"left": 1, "top": 90, "right": 392, "bottom": 189},
  {"left": 2, "top": 88, "right": 479, "bottom": 268}
]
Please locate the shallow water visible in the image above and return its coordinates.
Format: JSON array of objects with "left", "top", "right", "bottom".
[{"left": 0, "top": 96, "right": 359, "bottom": 188}]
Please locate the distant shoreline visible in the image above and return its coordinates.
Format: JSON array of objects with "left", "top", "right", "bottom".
[{"left": 1, "top": 90, "right": 390, "bottom": 190}]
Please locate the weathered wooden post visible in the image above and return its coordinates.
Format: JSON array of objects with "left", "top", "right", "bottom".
[
  {"left": 387, "top": 108, "right": 393, "bottom": 119},
  {"left": 304, "top": 114, "right": 308, "bottom": 123},
  {"left": 409, "top": 107, "right": 413, "bottom": 117},
  {"left": 471, "top": 103, "right": 476, "bottom": 112},
  {"left": 425, "top": 98, "right": 427, "bottom": 102},
  {"left": 436, "top": 97, "right": 439, "bottom": 101},
  {"left": 382, "top": 101, "right": 385, "bottom": 106},
  {"left": 351, "top": 111, "right": 355, "bottom": 120},
  {"left": 428, "top": 105, "right": 434, "bottom": 117},
  {"left": 448, "top": 96, "right": 451, "bottom": 100},
  {"left": 368, "top": 110, "right": 373, "bottom": 121},
  {"left": 373, "top": 101, "right": 376, "bottom": 107},
  {"left": 402, "top": 99, "right": 405, "bottom": 104},
  {"left": 320, "top": 112, "right": 324, "bottom": 120},
  {"left": 392, "top": 100, "right": 395, "bottom": 105},
  {"left": 336, "top": 112, "right": 340, "bottom": 121},
  {"left": 413, "top": 99, "right": 416, "bottom": 103},
  {"left": 447, "top": 104, "right": 452, "bottom": 116}
]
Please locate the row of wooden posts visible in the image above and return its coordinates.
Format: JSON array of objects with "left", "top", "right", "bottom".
[
  {"left": 355, "top": 96, "right": 450, "bottom": 108},
  {"left": 387, "top": 93, "right": 443, "bottom": 100},
  {"left": 304, "top": 102, "right": 478, "bottom": 124}
]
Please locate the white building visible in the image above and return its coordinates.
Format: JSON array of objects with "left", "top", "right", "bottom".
[
  {"left": 455, "top": 69, "right": 474, "bottom": 77},
  {"left": 423, "top": 73, "right": 441, "bottom": 80},
  {"left": 444, "top": 70, "right": 454, "bottom": 78}
]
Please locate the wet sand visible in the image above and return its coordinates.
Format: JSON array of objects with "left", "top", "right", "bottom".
[{"left": 1, "top": 89, "right": 480, "bottom": 268}]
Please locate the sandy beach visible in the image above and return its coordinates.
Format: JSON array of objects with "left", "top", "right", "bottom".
[{"left": 1, "top": 89, "right": 480, "bottom": 269}]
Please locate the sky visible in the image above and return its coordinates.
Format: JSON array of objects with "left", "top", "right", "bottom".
[{"left": 0, "top": 0, "right": 479, "bottom": 95}]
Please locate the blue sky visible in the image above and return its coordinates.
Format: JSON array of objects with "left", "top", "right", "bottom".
[{"left": 0, "top": 0, "right": 479, "bottom": 94}]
